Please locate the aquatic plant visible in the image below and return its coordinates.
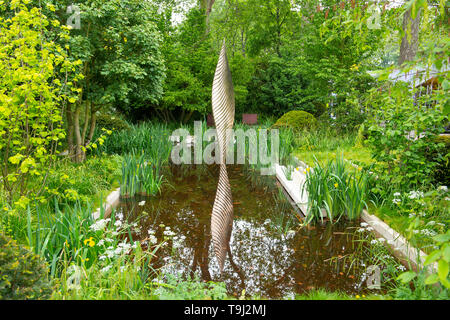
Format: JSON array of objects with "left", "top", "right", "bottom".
[
  {"left": 97, "top": 122, "right": 173, "bottom": 166},
  {"left": 120, "top": 152, "right": 164, "bottom": 198},
  {"left": 302, "top": 153, "right": 370, "bottom": 223}
]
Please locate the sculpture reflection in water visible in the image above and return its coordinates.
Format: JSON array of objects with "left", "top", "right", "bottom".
[{"left": 210, "top": 40, "right": 235, "bottom": 271}]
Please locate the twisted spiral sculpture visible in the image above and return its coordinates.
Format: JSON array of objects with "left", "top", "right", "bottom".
[{"left": 211, "top": 41, "right": 235, "bottom": 271}]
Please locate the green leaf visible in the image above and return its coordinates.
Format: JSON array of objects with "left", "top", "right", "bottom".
[
  {"left": 397, "top": 271, "right": 417, "bottom": 284},
  {"left": 424, "top": 250, "right": 441, "bottom": 266},
  {"left": 437, "top": 259, "right": 449, "bottom": 282},
  {"left": 424, "top": 273, "right": 439, "bottom": 285},
  {"left": 443, "top": 244, "right": 450, "bottom": 263},
  {"left": 433, "top": 233, "right": 450, "bottom": 244}
]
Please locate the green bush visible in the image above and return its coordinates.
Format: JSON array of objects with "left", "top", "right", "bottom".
[
  {"left": 43, "top": 155, "right": 122, "bottom": 203},
  {"left": 96, "top": 113, "right": 130, "bottom": 132},
  {"left": 430, "top": 134, "right": 450, "bottom": 186},
  {"left": 0, "top": 233, "right": 53, "bottom": 300},
  {"left": 273, "top": 110, "right": 317, "bottom": 131}
]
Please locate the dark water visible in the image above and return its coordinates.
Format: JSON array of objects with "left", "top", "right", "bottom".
[{"left": 118, "top": 164, "right": 378, "bottom": 299}]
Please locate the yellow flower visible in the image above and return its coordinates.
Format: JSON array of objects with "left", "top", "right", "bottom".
[
  {"left": 355, "top": 295, "right": 360, "bottom": 299},
  {"left": 84, "top": 237, "right": 94, "bottom": 246},
  {"left": 306, "top": 167, "right": 311, "bottom": 172},
  {"left": 89, "top": 240, "right": 95, "bottom": 247},
  {"left": 358, "top": 167, "right": 362, "bottom": 171},
  {"left": 334, "top": 183, "right": 339, "bottom": 188}
]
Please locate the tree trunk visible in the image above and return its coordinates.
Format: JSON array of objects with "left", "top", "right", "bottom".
[
  {"left": 66, "top": 105, "right": 75, "bottom": 157},
  {"left": 200, "top": 0, "right": 215, "bottom": 32},
  {"left": 398, "top": 8, "right": 421, "bottom": 65}
]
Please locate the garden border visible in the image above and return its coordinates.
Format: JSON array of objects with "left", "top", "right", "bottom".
[
  {"left": 92, "top": 188, "right": 121, "bottom": 220},
  {"left": 276, "top": 156, "right": 438, "bottom": 274}
]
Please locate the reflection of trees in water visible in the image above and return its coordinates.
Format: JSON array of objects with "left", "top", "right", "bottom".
[{"left": 118, "top": 164, "right": 365, "bottom": 298}]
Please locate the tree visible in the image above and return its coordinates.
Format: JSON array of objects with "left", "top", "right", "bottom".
[
  {"left": 0, "top": 0, "right": 81, "bottom": 205},
  {"left": 399, "top": 3, "right": 422, "bottom": 65},
  {"left": 62, "top": 0, "right": 165, "bottom": 162}
]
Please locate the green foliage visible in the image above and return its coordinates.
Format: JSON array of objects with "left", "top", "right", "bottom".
[
  {"left": 0, "top": 0, "right": 81, "bottom": 205},
  {"left": 154, "top": 7, "right": 216, "bottom": 122},
  {"left": 273, "top": 110, "right": 317, "bottom": 131},
  {"left": 95, "top": 113, "right": 130, "bottom": 132},
  {"left": 246, "top": 56, "right": 325, "bottom": 117},
  {"left": 0, "top": 233, "right": 53, "bottom": 300},
  {"left": 422, "top": 230, "right": 450, "bottom": 289},
  {"left": 154, "top": 273, "right": 228, "bottom": 300},
  {"left": 120, "top": 153, "right": 163, "bottom": 198},
  {"left": 366, "top": 82, "right": 448, "bottom": 192},
  {"left": 395, "top": 267, "right": 449, "bottom": 300},
  {"left": 42, "top": 155, "right": 122, "bottom": 204},
  {"left": 97, "top": 122, "right": 173, "bottom": 164},
  {"left": 68, "top": 0, "right": 165, "bottom": 109},
  {"left": 302, "top": 153, "right": 370, "bottom": 223},
  {"left": 429, "top": 135, "right": 450, "bottom": 186}
]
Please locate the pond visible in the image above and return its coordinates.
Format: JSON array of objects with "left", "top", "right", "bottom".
[{"left": 117, "top": 164, "right": 383, "bottom": 299}]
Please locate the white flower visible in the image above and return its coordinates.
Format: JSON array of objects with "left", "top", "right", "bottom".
[
  {"left": 357, "top": 228, "right": 365, "bottom": 233},
  {"left": 408, "top": 191, "right": 424, "bottom": 200},
  {"left": 139, "top": 201, "right": 146, "bottom": 206},
  {"left": 99, "top": 255, "right": 106, "bottom": 261},
  {"left": 377, "top": 238, "right": 386, "bottom": 243},
  {"left": 89, "top": 218, "right": 111, "bottom": 231},
  {"left": 114, "top": 220, "right": 122, "bottom": 227},
  {"left": 366, "top": 227, "right": 374, "bottom": 231},
  {"left": 149, "top": 235, "right": 158, "bottom": 245},
  {"left": 97, "top": 239, "right": 105, "bottom": 246},
  {"left": 392, "top": 198, "right": 401, "bottom": 205},
  {"left": 397, "top": 265, "right": 406, "bottom": 271},
  {"left": 370, "top": 240, "right": 378, "bottom": 245},
  {"left": 438, "top": 186, "right": 448, "bottom": 192},
  {"left": 393, "top": 192, "right": 401, "bottom": 197},
  {"left": 115, "top": 212, "right": 124, "bottom": 220},
  {"left": 360, "top": 222, "right": 369, "bottom": 228},
  {"left": 101, "top": 265, "right": 112, "bottom": 273}
]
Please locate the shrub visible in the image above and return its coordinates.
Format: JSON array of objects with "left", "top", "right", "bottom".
[
  {"left": 42, "top": 155, "right": 122, "bottom": 204},
  {"left": 366, "top": 83, "right": 447, "bottom": 191},
  {"left": 429, "top": 135, "right": 450, "bottom": 186},
  {"left": 95, "top": 113, "right": 130, "bottom": 132},
  {"left": 0, "top": 233, "right": 53, "bottom": 300},
  {"left": 273, "top": 111, "right": 317, "bottom": 131}
]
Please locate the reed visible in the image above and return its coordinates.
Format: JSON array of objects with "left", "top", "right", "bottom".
[
  {"left": 302, "top": 152, "right": 370, "bottom": 224},
  {"left": 120, "top": 152, "right": 164, "bottom": 198}
]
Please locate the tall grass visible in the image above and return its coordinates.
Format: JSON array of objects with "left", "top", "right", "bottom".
[
  {"left": 26, "top": 201, "right": 98, "bottom": 277},
  {"left": 120, "top": 152, "right": 164, "bottom": 198},
  {"left": 97, "top": 122, "right": 173, "bottom": 166},
  {"left": 302, "top": 153, "right": 370, "bottom": 224}
]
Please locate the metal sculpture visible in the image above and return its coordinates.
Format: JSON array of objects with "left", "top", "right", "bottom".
[{"left": 211, "top": 41, "right": 235, "bottom": 271}]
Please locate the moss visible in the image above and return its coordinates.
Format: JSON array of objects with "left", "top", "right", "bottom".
[
  {"left": 273, "top": 110, "right": 317, "bottom": 131},
  {"left": 0, "top": 233, "right": 54, "bottom": 300}
]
